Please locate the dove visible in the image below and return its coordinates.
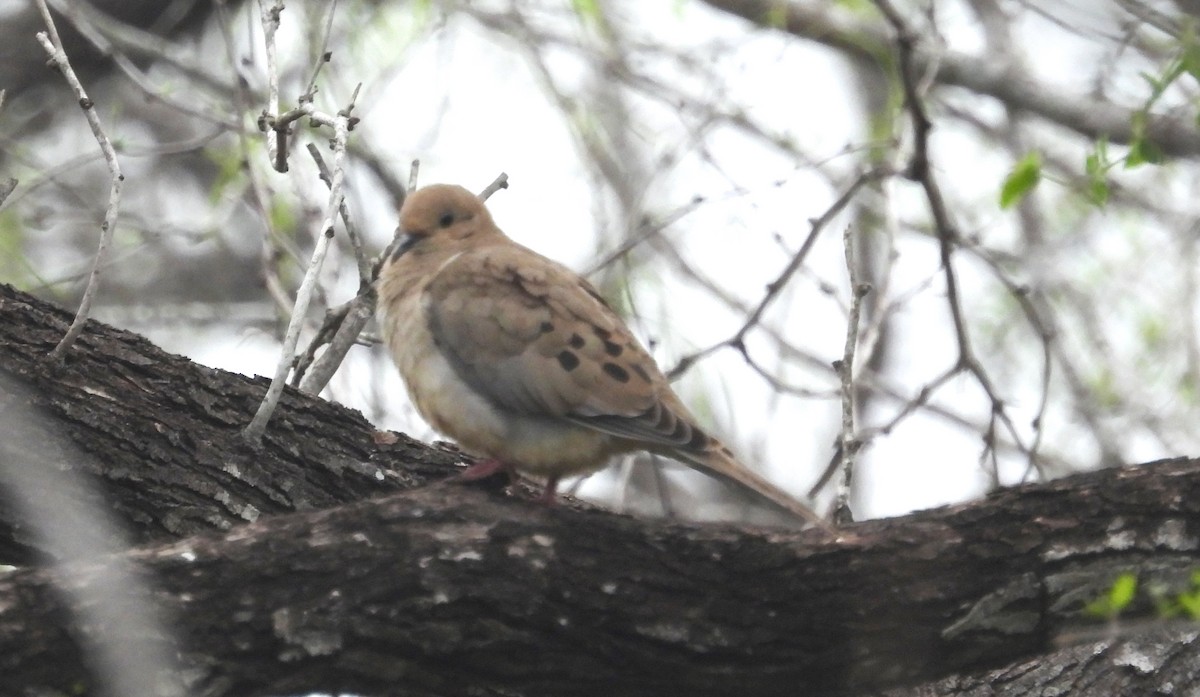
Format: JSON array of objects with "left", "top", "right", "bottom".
[{"left": 376, "top": 183, "right": 827, "bottom": 527}]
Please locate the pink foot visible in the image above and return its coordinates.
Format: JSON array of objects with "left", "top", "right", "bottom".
[
  {"left": 537, "top": 475, "right": 561, "bottom": 505},
  {"left": 457, "top": 458, "right": 513, "bottom": 482}
]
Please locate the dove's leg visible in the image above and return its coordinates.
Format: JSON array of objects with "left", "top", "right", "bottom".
[{"left": 538, "top": 474, "right": 561, "bottom": 505}]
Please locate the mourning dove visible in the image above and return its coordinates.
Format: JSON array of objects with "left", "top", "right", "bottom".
[{"left": 376, "top": 183, "right": 827, "bottom": 528}]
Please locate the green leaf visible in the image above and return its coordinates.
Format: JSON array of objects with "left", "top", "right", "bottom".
[
  {"left": 1126, "top": 136, "right": 1164, "bottom": 168},
  {"left": 1084, "top": 148, "right": 1110, "bottom": 207},
  {"left": 1085, "top": 572, "right": 1138, "bottom": 619},
  {"left": 999, "top": 151, "right": 1041, "bottom": 209},
  {"left": 1110, "top": 573, "right": 1137, "bottom": 609},
  {"left": 1177, "top": 590, "right": 1200, "bottom": 619}
]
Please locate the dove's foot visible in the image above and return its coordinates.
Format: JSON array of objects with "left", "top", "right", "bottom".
[
  {"left": 458, "top": 458, "right": 513, "bottom": 482},
  {"left": 537, "top": 474, "right": 562, "bottom": 505}
]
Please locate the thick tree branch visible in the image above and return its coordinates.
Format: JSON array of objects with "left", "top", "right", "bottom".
[
  {"left": 0, "top": 282, "right": 458, "bottom": 563},
  {"left": 2, "top": 283, "right": 1200, "bottom": 696},
  {"left": 1, "top": 451, "right": 1199, "bottom": 696}
]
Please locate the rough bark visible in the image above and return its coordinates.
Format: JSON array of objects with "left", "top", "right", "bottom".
[
  {"left": 0, "top": 282, "right": 459, "bottom": 563},
  {"left": 1, "top": 282, "right": 1199, "bottom": 697}
]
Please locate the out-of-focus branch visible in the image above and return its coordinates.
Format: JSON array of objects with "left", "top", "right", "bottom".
[
  {"left": 666, "top": 167, "right": 888, "bottom": 380},
  {"left": 698, "top": 0, "right": 1200, "bottom": 157},
  {"left": 35, "top": 0, "right": 123, "bottom": 361}
]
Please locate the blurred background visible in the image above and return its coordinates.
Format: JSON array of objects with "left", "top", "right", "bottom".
[{"left": 2, "top": 0, "right": 1198, "bottom": 521}]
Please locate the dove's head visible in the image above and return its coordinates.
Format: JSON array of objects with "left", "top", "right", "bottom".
[{"left": 386, "top": 184, "right": 497, "bottom": 263}]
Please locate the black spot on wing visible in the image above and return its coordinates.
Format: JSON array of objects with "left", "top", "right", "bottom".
[
  {"left": 569, "top": 333, "right": 586, "bottom": 349},
  {"left": 603, "top": 362, "right": 630, "bottom": 383},
  {"left": 603, "top": 341, "right": 623, "bottom": 356},
  {"left": 558, "top": 350, "right": 580, "bottom": 371},
  {"left": 540, "top": 321, "right": 555, "bottom": 334}
]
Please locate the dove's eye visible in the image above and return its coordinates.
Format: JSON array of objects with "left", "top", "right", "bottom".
[{"left": 438, "top": 212, "right": 455, "bottom": 228}]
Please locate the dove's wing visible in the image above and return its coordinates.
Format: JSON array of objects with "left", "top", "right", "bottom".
[{"left": 423, "top": 243, "right": 709, "bottom": 452}]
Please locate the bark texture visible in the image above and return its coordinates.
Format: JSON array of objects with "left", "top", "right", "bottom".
[{"left": 1, "top": 282, "right": 1199, "bottom": 697}]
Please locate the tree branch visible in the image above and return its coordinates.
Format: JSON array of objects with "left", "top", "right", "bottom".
[
  {"left": 2, "top": 283, "right": 1200, "bottom": 696},
  {"left": 699, "top": 0, "right": 1200, "bottom": 157}
]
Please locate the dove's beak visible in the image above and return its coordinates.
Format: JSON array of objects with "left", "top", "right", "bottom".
[{"left": 386, "top": 229, "right": 420, "bottom": 262}]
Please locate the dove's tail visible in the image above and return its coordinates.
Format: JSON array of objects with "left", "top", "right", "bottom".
[{"left": 674, "top": 444, "right": 833, "bottom": 532}]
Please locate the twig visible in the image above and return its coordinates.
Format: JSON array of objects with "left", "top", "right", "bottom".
[
  {"left": 304, "top": 0, "right": 339, "bottom": 97},
  {"left": 244, "top": 93, "right": 358, "bottom": 441},
  {"left": 295, "top": 289, "right": 375, "bottom": 395},
  {"left": 0, "top": 178, "right": 15, "bottom": 208},
  {"left": 258, "top": 0, "right": 287, "bottom": 172},
  {"left": 408, "top": 159, "right": 421, "bottom": 192},
  {"left": 584, "top": 195, "right": 707, "bottom": 277},
  {"left": 479, "top": 172, "right": 509, "bottom": 200},
  {"left": 35, "top": 1, "right": 123, "bottom": 361},
  {"left": 833, "top": 225, "right": 869, "bottom": 523},
  {"left": 307, "top": 143, "right": 369, "bottom": 284},
  {"left": 874, "top": 0, "right": 1029, "bottom": 474},
  {"left": 666, "top": 168, "right": 886, "bottom": 380},
  {"left": 44, "top": 0, "right": 238, "bottom": 129}
]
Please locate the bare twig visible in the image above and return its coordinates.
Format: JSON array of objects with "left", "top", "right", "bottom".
[
  {"left": 874, "top": 0, "right": 1030, "bottom": 475},
  {"left": 584, "top": 195, "right": 708, "bottom": 277},
  {"left": 44, "top": 0, "right": 239, "bottom": 129},
  {"left": 295, "top": 289, "right": 375, "bottom": 394},
  {"left": 245, "top": 88, "right": 359, "bottom": 441},
  {"left": 408, "top": 159, "right": 421, "bottom": 192},
  {"left": 304, "top": 0, "right": 340, "bottom": 96},
  {"left": 833, "top": 225, "right": 869, "bottom": 523},
  {"left": 666, "top": 168, "right": 886, "bottom": 380},
  {"left": 307, "top": 143, "right": 369, "bottom": 284},
  {"left": 0, "top": 178, "right": 15, "bottom": 209},
  {"left": 698, "top": 0, "right": 1200, "bottom": 158},
  {"left": 35, "top": 1, "right": 123, "bottom": 361},
  {"left": 257, "top": 0, "right": 288, "bottom": 172},
  {"left": 479, "top": 172, "right": 509, "bottom": 200}
]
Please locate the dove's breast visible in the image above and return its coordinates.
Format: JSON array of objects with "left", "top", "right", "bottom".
[{"left": 377, "top": 268, "right": 615, "bottom": 478}]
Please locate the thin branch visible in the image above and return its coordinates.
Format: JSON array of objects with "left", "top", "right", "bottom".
[
  {"left": 875, "top": 0, "right": 1030, "bottom": 475},
  {"left": 35, "top": 1, "right": 123, "bottom": 361},
  {"left": 666, "top": 168, "right": 886, "bottom": 380},
  {"left": 307, "top": 143, "right": 369, "bottom": 284},
  {"left": 479, "top": 172, "right": 509, "bottom": 200},
  {"left": 698, "top": 0, "right": 1200, "bottom": 157},
  {"left": 295, "top": 289, "right": 374, "bottom": 395},
  {"left": 44, "top": 0, "right": 239, "bottom": 129},
  {"left": 245, "top": 89, "right": 359, "bottom": 441},
  {"left": 833, "top": 225, "right": 869, "bottom": 523},
  {"left": 584, "top": 195, "right": 708, "bottom": 277},
  {"left": 304, "top": 0, "right": 339, "bottom": 97},
  {"left": 258, "top": 0, "right": 288, "bottom": 172},
  {"left": 408, "top": 159, "right": 421, "bottom": 192},
  {"left": 0, "top": 178, "right": 15, "bottom": 209}
]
